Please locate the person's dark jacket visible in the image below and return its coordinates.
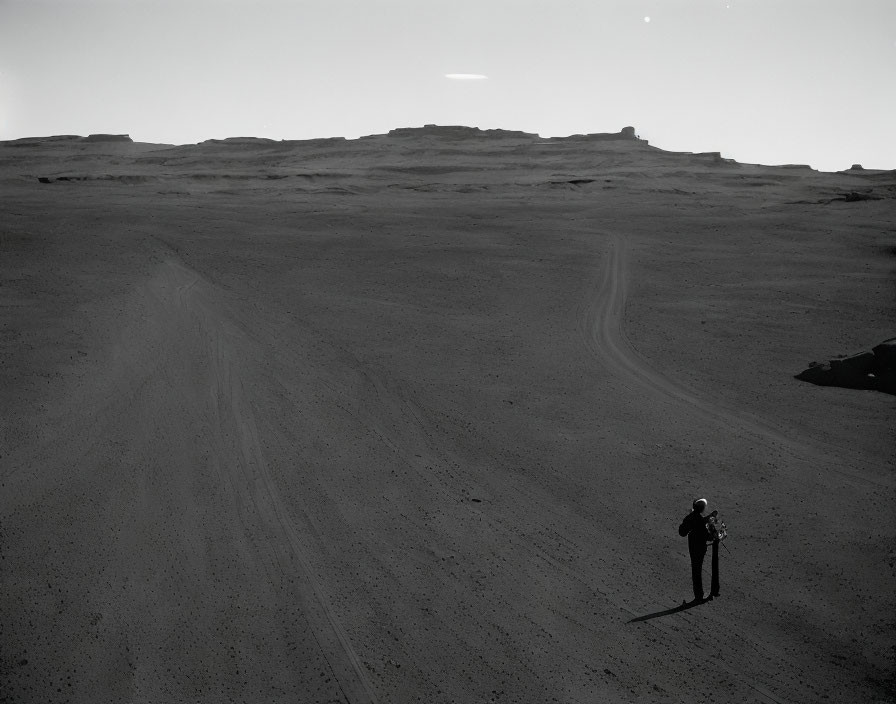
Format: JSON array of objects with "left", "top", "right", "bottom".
[{"left": 679, "top": 510, "right": 713, "bottom": 553}]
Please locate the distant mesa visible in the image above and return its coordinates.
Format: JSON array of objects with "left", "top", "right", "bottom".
[
  {"left": 292, "top": 136, "right": 347, "bottom": 146},
  {"left": 3, "top": 125, "right": 648, "bottom": 148},
  {"left": 385, "top": 124, "right": 643, "bottom": 142},
  {"left": 387, "top": 125, "right": 535, "bottom": 140},
  {"left": 849, "top": 164, "right": 864, "bottom": 170},
  {"left": 198, "top": 136, "right": 347, "bottom": 147},
  {"left": 549, "top": 126, "right": 644, "bottom": 143},
  {"left": 4, "top": 135, "right": 81, "bottom": 147},
  {"left": 201, "top": 137, "right": 280, "bottom": 146},
  {"left": 82, "top": 134, "right": 133, "bottom": 143},
  {"left": 795, "top": 338, "right": 896, "bottom": 395},
  {"left": 35, "top": 135, "right": 81, "bottom": 142}
]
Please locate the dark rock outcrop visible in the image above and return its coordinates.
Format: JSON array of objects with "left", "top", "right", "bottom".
[
  {"left": 796, "top": 338, "right": 896, "bottom": 394},
  {"left": 838, "top": 191, "right": 881, "bottom": 202},
  {"left": 872, "top": 338, "right": 896, "bottom": 366}
]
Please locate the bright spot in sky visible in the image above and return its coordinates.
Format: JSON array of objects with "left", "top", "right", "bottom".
[
  {"left": 644, "top": 16, "right": 650, "bottom": 23},
  {"left": 445, "top": 73, "right": 488, "bottom": 80}
]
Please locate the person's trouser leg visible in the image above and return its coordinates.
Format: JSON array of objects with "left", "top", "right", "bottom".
[
  {"left": 710, "top": 540, "right": 720, "bottom": 596},
  {"left": 690, "top": 547, "right": 705, "bottom": 600}
]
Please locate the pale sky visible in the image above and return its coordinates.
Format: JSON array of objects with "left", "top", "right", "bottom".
[{"left": 1, "top": 0, "right": 894, "bottom": 171}]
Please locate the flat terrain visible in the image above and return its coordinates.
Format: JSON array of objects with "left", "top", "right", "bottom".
[{"left": 1, "top": 128, "right": 894, "bottom": 703}]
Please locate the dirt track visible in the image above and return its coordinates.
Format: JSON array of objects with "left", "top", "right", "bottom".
[
  {"left": 588, "top": 232, "right": 891, "bottom": 489},
  {"left": 1, "top": 131, "right": 894, "bottom": 703}
]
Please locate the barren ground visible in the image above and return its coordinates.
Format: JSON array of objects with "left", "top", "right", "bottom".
[{"left": 1, "top": 130, "right": 894, "bottom": 703}]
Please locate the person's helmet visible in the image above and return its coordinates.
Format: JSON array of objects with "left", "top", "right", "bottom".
[{"left": 693, "top": 498, "right": 708, "bottom": 511}]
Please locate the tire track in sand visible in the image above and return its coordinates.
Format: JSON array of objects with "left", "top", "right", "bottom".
[
  {"left": 582, "top": 233, "right": 890, "bottom": 488},
  {"left": 161, "top": 259, "right": 379, "bottom": 704}
]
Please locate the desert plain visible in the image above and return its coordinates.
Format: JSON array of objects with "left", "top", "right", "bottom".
[{"left": 0, "top": 126, "right": 894, "bottom": 703}]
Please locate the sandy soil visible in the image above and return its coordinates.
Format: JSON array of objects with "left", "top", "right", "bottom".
[{"left": 1, "top": 129, "right": 894, "bottom": 703}]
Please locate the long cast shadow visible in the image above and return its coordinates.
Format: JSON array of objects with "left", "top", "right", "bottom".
[{"left": 627, "top": 599, "right": 705, "bottom": 623}]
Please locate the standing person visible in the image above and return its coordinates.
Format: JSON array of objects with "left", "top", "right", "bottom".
[{"left": 678, "top": 498, "right": 720, "bottom": 603}]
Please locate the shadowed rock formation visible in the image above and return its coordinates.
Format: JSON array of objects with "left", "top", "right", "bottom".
[{"left": 796, "top": 338, "right": 896, "bottom": 394}]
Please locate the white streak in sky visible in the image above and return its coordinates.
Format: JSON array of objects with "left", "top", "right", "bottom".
[{"left": 445, "top": 74, "right": 488, "bottom": 80}]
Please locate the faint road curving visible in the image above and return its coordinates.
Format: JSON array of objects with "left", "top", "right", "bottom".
[{"left": 581, "top": 233, "right": 891, "bottom": 488}]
